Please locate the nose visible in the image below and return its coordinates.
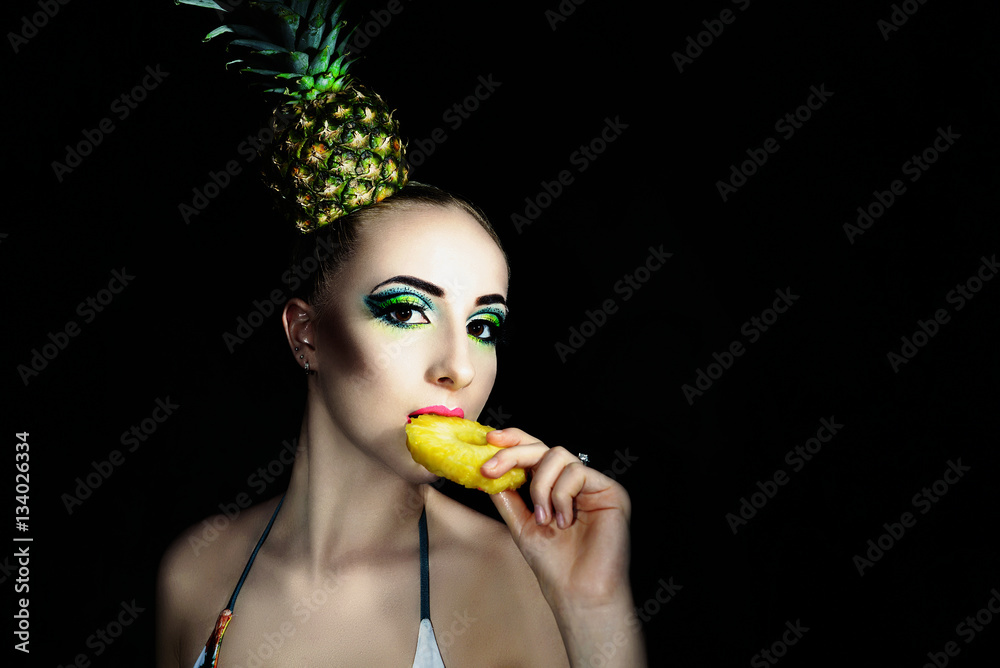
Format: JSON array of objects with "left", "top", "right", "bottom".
[{"left": 426, "top": 325, "right": 476, "bottom": 390}]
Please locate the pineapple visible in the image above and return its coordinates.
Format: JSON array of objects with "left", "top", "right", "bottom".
[
  {"left": 177, "top": 0, "right": 408, "bottom": 231},
  {"left": 406, "top": 415, "right": 527, "bottom": 494}
]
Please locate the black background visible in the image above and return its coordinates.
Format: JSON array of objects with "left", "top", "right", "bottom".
[{"left": 4, "top": 0, "right": 999, "bottom": 666}]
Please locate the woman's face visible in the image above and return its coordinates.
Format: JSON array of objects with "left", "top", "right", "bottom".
[{"left": 308, "top": 204, "right": 509, "bottom": 481}]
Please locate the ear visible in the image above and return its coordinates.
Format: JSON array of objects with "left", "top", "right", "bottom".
[{"left": 282, "top": 298, "right": 316, "bottom": 369}]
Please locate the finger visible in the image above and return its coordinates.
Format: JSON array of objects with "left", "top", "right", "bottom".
[
  {"left": 480, "top": 443, "right": 549, "bottom": 478},
  {"left": 489, "top": 489, "right": 533, "bottom": 540},
  {"left": 525, "top": 447, "right": 582, "bottom": 526},
  {"left": 550, "top": 461, "right": 588, "bottom": 529},
  {"left": 485, "top": 427, "right": 542, "bottom": 448}
]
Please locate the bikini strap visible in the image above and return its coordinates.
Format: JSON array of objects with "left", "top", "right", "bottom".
[
  {"left": 227, "top": 495, "right": 285, "bottom": 612},
  {"left": 419, "top": 507, "right": 430, "bottom": 620}
]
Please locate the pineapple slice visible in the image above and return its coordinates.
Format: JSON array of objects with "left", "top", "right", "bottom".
[{"left": 406, "top": 415, "right": 526, "bottom": 494}]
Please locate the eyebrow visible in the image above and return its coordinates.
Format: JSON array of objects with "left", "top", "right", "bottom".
[
  {"left": 370, "top": 275, "right": 443, "bottom": 297},
  {"left": 370, "top": 275, "right": 507, "bottom": 308},
  {"left": 475, "top": 294, "right": 508, "bottom": 308}
]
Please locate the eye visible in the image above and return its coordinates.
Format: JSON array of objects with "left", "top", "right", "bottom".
[
  {"left": 468, "top": 311, "right": 504, "bottom": 345},
  {"left": 467, "top": 320, "right": 493, "bottom": 340},
  {"left": 387, "top": 305, "right": 429, "bottom": 325},
  {"left": 365, "top": 291, "right": 433, "bottom": 329}
]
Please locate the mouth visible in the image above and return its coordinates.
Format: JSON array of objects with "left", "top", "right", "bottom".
[{"left": 408, "top": 405, "right": 465, "bottom": 420}]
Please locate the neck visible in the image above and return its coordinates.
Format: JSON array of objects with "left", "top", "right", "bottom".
[{"left": 273, "top": 401, "right": 428, "bottom": 576}]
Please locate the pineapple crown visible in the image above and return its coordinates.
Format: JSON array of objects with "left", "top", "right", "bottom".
[
  {"left": 176, "top": 0, "right": 358, "bottom": 100},
  {"left": 177, "top": 0, "right": 410, "bottom": 233}
]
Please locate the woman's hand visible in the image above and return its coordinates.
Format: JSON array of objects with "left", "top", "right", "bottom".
[{"left": 480, "top": 428, "right": 633, "bottom": 611}]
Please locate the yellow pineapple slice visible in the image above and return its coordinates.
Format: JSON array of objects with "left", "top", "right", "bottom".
[{"left": 405, "top": 415, "right": 526, "bottom": 494}]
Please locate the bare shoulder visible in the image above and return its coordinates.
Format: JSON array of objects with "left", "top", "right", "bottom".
[
  {"left": 155, "top": 497, "right": 283, "bottom": 668},
  {"left": 426, "top": 490, "right": 570, "bottom": 667}
]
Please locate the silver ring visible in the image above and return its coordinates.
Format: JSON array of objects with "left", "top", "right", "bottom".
[{"left": 578, "top": 453, "right": 589, "bottom": 466}]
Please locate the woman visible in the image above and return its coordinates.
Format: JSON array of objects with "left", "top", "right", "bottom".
[{"left": 156, "top": 183, "right": 646, "bottom": 667}]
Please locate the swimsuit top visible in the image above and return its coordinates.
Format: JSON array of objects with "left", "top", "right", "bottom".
[{"left": 192, "top": 497, "right": 445, "bottom": 667}]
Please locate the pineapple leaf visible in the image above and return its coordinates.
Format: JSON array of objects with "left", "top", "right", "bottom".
[
  {"left": 337, "top": 25, "right": 358, "bottom": 55},
  {"left": 252, "top": 0, "right": 307, "bottom": 20},
  {"left": 299, "top": 0, "right": 334, "bottom": 52},
  {"left": 230, "top": 38, "right": 290, "bottom": 54},
  {"left": 243, "top": 68, "right": 291, "bottom": 77},
  {"left": 175, "top": 0, "right": 228, "bottom": 9},
  {"left": 252, "top": 1, "right": 302, "bottom": 48},
  {"left": 315, "top": 20, "right": 341, "bottom": 55},
  {"left": 289, "top": 0, "right": 311, "bottom": 20},
  {"left": 204, "top": 25, "right": 232, "bottom": 41},
  {"left": 288, "top": 50, "right": 311, "bottom": 74},
  {"left": 205, "top": 24, "right": 271, "bottom": 42},
  {"left": 330, "top": 52, "right": 357, "bottom": 76},
  {"left": 318, "top": 20, "right": 356, "bottom": 60},
  {"left": 327, "top": 0, "right": 347, "bottom": 29},
  {"left": 308, "top": 43, "right": 333, "bottom": 75},
  {"left": 308, "top": 0, "right": 336, "bottom": 25}
]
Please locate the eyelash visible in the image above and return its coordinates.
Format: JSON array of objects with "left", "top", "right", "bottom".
[
  {"left": 366, "top": 293, "right": 431, "bottom": 329},
  {"left": 467, "top": 311, "right": 505, "bottom": 346},
  {"left": 365, "top": 292, "right": 506, "bottom": 345}
]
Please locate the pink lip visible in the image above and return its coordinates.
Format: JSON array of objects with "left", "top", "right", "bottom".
[{"left": 409, "top": 405, "right": 465, "bottom": 419}]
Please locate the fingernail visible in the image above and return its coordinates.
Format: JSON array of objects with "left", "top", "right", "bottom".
[
  {"left": 483, "top": 457, "right": 497, "bottom": 471},
  {"left": 535, "top": 505, "right": 547, "bottom": 525},
  {"left": 556, "top": 511, "right": 566, "bottom": 529}
]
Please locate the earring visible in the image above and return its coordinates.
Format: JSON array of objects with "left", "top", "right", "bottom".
[{"left": 304, "top": 361, "right": 311, "bottom": 375}]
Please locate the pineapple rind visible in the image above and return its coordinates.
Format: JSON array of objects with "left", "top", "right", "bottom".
[{"left": 265, "top": 82, "right": 409, "bottom": 232}]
